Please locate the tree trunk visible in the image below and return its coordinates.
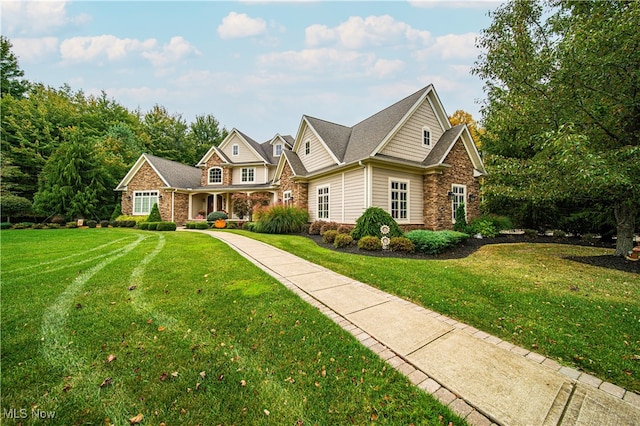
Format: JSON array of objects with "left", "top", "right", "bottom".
[{"left": 614, "top": 202, "right": 636, "bottom": 257}]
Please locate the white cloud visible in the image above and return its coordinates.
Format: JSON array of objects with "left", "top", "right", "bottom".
[
  {"left": 369, "top": 59, "right": 405, "bottom": 78},
  {"left": 141, "top": 36, "right": 201, "bottom": 67},
  {"left": 217, "top": 12, "right": 267, "bottom": 39},
  {"left": 305, "top": 15, "right": 431, "bottom": 49},
  {"left": 409, "top": 0, "right": 505, "bottom": 9},
  {"left": 11, "top": 37, "right": 59, "bottom": 62},
  {"left": 60, "top": 35, "right": 157, "bottom": 62},
  {"left": 258, "top": 48, "right": 375, "bottom": 74},
  {"left": 1, "top": 0, "right": 89, "bottom": 36},
  {"left": 413, "top": 32, "right": 479, "bottom": 60}
]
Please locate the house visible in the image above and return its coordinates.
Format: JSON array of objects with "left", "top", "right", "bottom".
[{"left": 115, "top": 84, "right": 486, "bottom": 229}]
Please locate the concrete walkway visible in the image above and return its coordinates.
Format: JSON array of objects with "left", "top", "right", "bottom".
[{"left": 195, "top": 230, "right": 640, "bottom": 426}]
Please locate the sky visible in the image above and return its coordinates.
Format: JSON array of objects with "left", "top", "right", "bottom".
[{"left": 2, "top": 0, "right": 503, "bottom": 143}]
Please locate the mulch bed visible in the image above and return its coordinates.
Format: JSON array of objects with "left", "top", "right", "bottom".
[{"left": 306, "top": 234, "right": 639, "bottom": 274}]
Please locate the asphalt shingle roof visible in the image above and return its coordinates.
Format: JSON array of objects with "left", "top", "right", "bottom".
[{"left": 144, "top": 154, "right": 202, "bottom": 189}]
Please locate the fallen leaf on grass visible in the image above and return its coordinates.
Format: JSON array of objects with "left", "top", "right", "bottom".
[
  {"left": 240, "top": 380, "right": 246, "bottom": 387},
  {"left": 106, "top": 354, "right": 116, "bottom": 363},
  {"left": 100, "top": 377, "right": 113, "bottom": 388},
  {"left": 263, "top": 409, "right": 270, "bottom": 416},
  {"left": 199, "top": 371, "right": 206, "bottom": 379},
  {"left": 128, "top": 285, "right": 137, "bottom": 291},
  {"left": 159, "top": 372, "right": 168, "bottom": 381},
  {"left": 157, "top": 326, "right": 166, "bottom": 332},
  {"left": 128, "top": 413, "right": 144, "bottom": 424},
  {"left": 171, "top": 371, "right": 178, "bottom": 378}
]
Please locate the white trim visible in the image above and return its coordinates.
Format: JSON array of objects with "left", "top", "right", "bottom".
[
  {"left": 422, "top": 126, "right": 431, "bottom": 147},
  {"left": 451, "top": 184, "right": 467, "bottom": 223},
  {"left": 291, "top": 117, "right": 342, "bottom": 165},
  {"left": 132, "top": 190, "right": 159, "bottom": 215},
  {"left": 317, "top": 184, "right": 330, "bottom": 219},
  {"left": 208, "top": 166, "right": 223, "bottom": 185},
  {"left": 232, "top": 144, "right": 239, "bottom": 156},
  {"left": 283, "top": 190, "right": 293, "bottom": 206},
  {"left": 241, "top": 167, "right": 255, "bottom": 183},
  {"left": 389, "top": 178, "right": 410, "bottom": 223}
]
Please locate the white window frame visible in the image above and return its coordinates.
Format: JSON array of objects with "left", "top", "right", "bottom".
[
  {"left": 389, "top": 179, "right": 409, "bottom": 221},
  {"left": 283, "top": 190, "right": 293, "bottom": 206},
  {"left": 241, "top": 167, "right": 255, "bottom": 183},
  {"left": 317, "top": 185, "right": 329, "bottom": 219},
  {"left": 422, "top": 126, "right": 431, "bottom": 147},
  {"left": 305, "top": 139, "right": 310, "bottom": 155},
  {"left": 208, "top": 167, "right": 222, "bottom": 185},
  {"left": 451, "top": 184, "right": 466, "bottom": 223},
  {"left": 274, "top": 143, "right": 283, "bottom": 156},
  {"left": 133, "top": 190, "right": 159, "bottom": 215},
  {"left": 232, "top": 144, "right": 239, "bottom": 156}
]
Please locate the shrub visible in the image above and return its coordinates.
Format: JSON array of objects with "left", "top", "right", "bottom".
[
  {"left": 253, "top": 205, "right": 309, "bottom": 234},
  {"left": 32, "top": 223, "right": 45, "bottom": 229},
  {"left": 308, "top": 220, "right": 326, "bottom": 235},
  {"left": 482, "top": 214, "right": 513, "bottom": 232},
  {"left": 389, "top": 236, "right": 415, "bottom": 253},
  {"left": 0, "top": 194, "right": 32, "bottom": 222},
  {"left": 99, "top": 220, "right": 110, "bottom": 228},
  {"left": 1, "top": 222, "right": 13, "bottom": 230},
  {"left": 110, "top": 203, "right": 123, "bottom": 221},
  {"left": 453, "top": 204, "right": 467, "bottom": 233},
  {"left": 226, "top": 221, "right": 238, "bottom": 229},
  {"left": 334, "top": 233, "right": 354, "bottom": 248},
  {"left": 358, "top": 235, "right": 382, "bottom": 251},
  {"left": 66, "top": 221, "right": 78, "bottom": 228},
  {"left": 322, "top": 230, "right": 339, "bottom": 244},
  {"left": 186, "top": 222, "right": 195, "bottom": 229},
  {"left": 552, "top": 229, "right": 567, "bottom": 238},
  {"left": 110, "top": 220, "right": 120, "bottom": 228},
  {"left": 148, "top": 203, "right": 162, "bottom": 222},
  {"left": 207, "top": 211, "right": 228, "bottom": 221},
  {"left": 51, "top": 215, "right": 67, "bottom": 225},
  {"left": 581, "top": 233, "right": 598, "bottom": 244},
  {"left": 524, "top": 229, "right": 539, "bottom": 238},
  {"left": 351, "top": 207, "right": 403, "bottom": 240},
  {"left": 86, "top": 220, "right": 97, "bottom": 228},
  {"left": 244, "top": 222, "right": 258, "bottom": 232},
  {"left": 138, "top": 222, "right": 149, "bottom": 230},
  {"left": 337, "top": 224, "right": 354, "bottom": 234},
  {"left": 147, "top": 222, "right": 159, "bottom": 230},
  {"left": 12, "top": 223, "right": 29, "bottom": 229},
  {"left": 468, "top": 219, "right": 498, "bottom": 238},
  {"left": 157, "top": 222, "right": 177, "bottom": 231},
  {"left": 47, "top": 223, "right": 61, "bottom": 229},
  {"left": 114, "top": 215, "right": 148, "bottom": 226},
  {"left": 405, "top": 230, "right": 469, "bottom": 255},
  {"left": 320, "top": 221, "right": 339, "bottom": 235}
]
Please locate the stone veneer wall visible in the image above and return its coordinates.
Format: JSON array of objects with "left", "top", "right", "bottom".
[
  {"left": 423, "top": 138, "right": 480, "bottom": 230},
  {"left": 200, "top": 153, "right": 232, "bottom": 186},
  {"left": 278, "top": 162, "right": 308, "bottom": 211},
  {"left": 121, "top": 162, "right": 171, "bottom": 221}
]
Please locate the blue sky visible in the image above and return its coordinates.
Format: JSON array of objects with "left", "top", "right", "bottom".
[{"left": 2, "top": 1, "right": 502, "bottom": 142}]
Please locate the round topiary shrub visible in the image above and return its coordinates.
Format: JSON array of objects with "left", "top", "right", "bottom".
[
  {"left": 322, "top": 230, "right": 339, "bottom": 244},
  {"left": 358, "top": 235, "right": 382, "bottom": 251},
  {"left": 320, "top": 221, "right": 340, "bottom": 235},
  {"left": 207, "top": 211, "right": 228, "bottom": 221},
  {"left": 157, "top": 222, "right": 177, "bottom": 231},
  {"left": 334, "top": 233, "right": 354, "bottom": 248},
  {"left": 351, "top": 207, "right": 403, "bottom": 240},
  {"left": 389, "top": 236, "right": 415, "bottom": 253},
  {"left": 308, "top": 220, "right": 326, "bottom": 235},
  {"left": 147, "top": 222, "right": 159, "bottom": 230},
  {"left": 86, "top": 220, "right": 97, "bottom": 228},
  {"left": 99, "top": 220, "right": 110, "bottom": 228},
  {"left": 195, "top": 221, "right": 209, "bottom": 229},
  {"left": 337, "top": 224, "right": 354, "bottom": 234},
  {"left": 138, "top": 222, "right": 149, "bottom": 230},
  {"left": 1, "top": 222, "right": 13, "bottom": 230}
]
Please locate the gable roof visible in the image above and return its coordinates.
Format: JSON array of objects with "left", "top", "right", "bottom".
[
  {"left": 116, "top": 153, "right": 201, "bottom": 191},
  {"left": 303, "top": 116, "right": 352, "bottom": 162},
  {"left": 424, "top": 124, "right": 487, "bottom": 176}
]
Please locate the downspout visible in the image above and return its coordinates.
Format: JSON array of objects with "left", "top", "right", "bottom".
[
  {"left": 171, "top": 190, "right": 175, "bottom": 223},
  {"left": 358, "top": 161, "right": 366, "bottom": 211}
]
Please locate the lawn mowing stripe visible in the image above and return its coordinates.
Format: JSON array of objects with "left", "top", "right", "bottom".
[
  {"left": 40, "top": 234, "right": 148, "bottom": 370},
  {"left": 5, "top": 236, "right": 135, "bottom": 274}
]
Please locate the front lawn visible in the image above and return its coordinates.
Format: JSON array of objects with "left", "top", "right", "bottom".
[
  {"left": 234, "top": 230, "right": 640, "bottom": 393},
  {"left": 1, "top": 229, "right": 463, "bottom": 425}
]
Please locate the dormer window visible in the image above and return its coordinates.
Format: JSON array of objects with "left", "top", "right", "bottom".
[
  {"left": 232, "top": 144, "right": 239, "bottom": 156},
  {"left": 305, "top": 139, "right": 310, "bottom": 155},
  {"left": 274, "top": 143, "right": 283, "bottom": 156},
  {"left": 208, "top": 167, "right": 222, "bottom": 184},
  {"left": 422, "top": 126, "right": 431, "bottom": 147}
]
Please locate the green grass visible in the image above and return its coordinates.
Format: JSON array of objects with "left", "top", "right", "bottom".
[
  {"left": 231, "top": 230, "right": 640, "bottom": 393},
  {"left": 1, "top": 229, "right": 464, "bottom": 425}
]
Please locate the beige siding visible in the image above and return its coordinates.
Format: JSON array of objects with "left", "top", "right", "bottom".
[
  {"left": 371, "top": 167, "right": 424, "bottom": 224},
  {"left": 343, "top": 168, "right": 366, "bottom": 223},
  {"left": 380, "top": 99, "right": 444, "bottom": 162},
  {"left": 231, "top": 165, "right": 269, "bottom": 185},
  {"left": 222, "top": 133, "right": 263, "bottom": 163},
  {"left": 299, "top": 125, "right": 336, "bottom": 173}
]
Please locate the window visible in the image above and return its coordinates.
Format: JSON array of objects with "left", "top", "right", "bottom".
[
  {"left": 283, "top": 190, "right": 293, "bottom": 206},
  {"left": 317, "top": 186, "right": 329, "bottom": 219},
  {"left": 241, "top": 168, "right": 255, "bottom": 183},
  {"left": 208, "top": 167, "right": 222, "bottom": 184},
  {"left": 305, "top": 139, "right": 310, "bottom": 155},
  {"left": 452, "top": 184, "right": 466, "bottom": 223},
  {"left": 133, "top": 191, "right": 159, "bottom": 215},
  {"left": 390, "top": 180, "right": 408, "bottom": 220},
  {"left": 274, "top": 144, "right": 283, "bottom": 156},
  {"left": 232, "top": 144, "right": 239, "bottom": 156},
  {"left": 422, "top": 126, "right": 431, "bottom": 146}
]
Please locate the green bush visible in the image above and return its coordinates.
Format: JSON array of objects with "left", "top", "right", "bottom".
[
  {"left": 320, "top": 221, "right": 339, "bottom": 235},
  {"left": 453, "top": 204, "right": 467, "bottom": 233},
  {"left": 552, "top": 229, "right": 567, "bottom": 238},
  {"left": 524, "top": 229, "right": 539, "bottom": 238},
  {"left": 110, "top": 203, "right": 122, "bottom": 221},
  {"left": 244, "top": 222, "right": 258, "bottom": 232},
  {"left": 100, "top": 220, "right": 110, "bottom": 228},
  {"left": 253, "top": 205, "right": 309, "bottom": 234},
  {"left": 157, "top": 222, "right": 177, "bottom": 231},
  {"left": 581, "top": 233, "right": 598, "bottom": 243},
  {"left": 322, "top": 230, "right": 339, "bottom": 244},
  {"left": 468, "top": 219, "right": 498, "bottom": 238},
  {"left": 405, "top": 230, "right": 469, "bottom": 255},
  {"left": 357, "top": 235, "right": 382, "bottom": 251},
  {"left": 138, "top": 222, "right": 149, "bottom": 230},
  {"left": 32, "top": 223, "right": 45, "bottom": 229},
  {"left": 147, "top": 222, "right": 159, "bottom": 231},
  {"left": 12, "top": 223, "right": 29, "bottom": 229},
  {"left": 482, "top": 214, "right": 513, "bottom": 232},
  {"left": 86, "top": 220, "right": 97, "bottom": 228},
  {"left": 148, "top": 203, "right": 162, "bottom": 222},
  {"left": 115, "top": 215, "right": 148, "bottom": 224},
  {"left": 47, "top": 223, "right": 62, "bottom": 229},
  {"left": 226, "top": 222, "right": 238, "bottom": 229},
  {"left": 66, "top": 221, "right": 78, "bottom": 228},
  {"left": 1, "top": 222, "right": 13, "bottom": 230},
  {"left": 308, "top": 220, "right": 325, "bottom": 235},
  {"left": 207, "top": 211, "right": 228, "bottom": 221},
  {"left": 334, "top": 233, "right": 354, "bottom": 248},
  {"left": 337, "top": 224, "right": 354, "bottom": 234},
  {"left": 351, "top": 207, "right": 403, "bottom": 240},
  {"left": 389, "top": 236, "right": 415, "bottom": 253}
]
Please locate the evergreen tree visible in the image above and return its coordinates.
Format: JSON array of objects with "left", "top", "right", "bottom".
[{"left": 1, "top": 36, "right": 29, "bottom": 98}]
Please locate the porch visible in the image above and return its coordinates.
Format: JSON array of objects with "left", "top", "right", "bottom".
[{"left": 187, "top": 189, "right": 278, "bottom": 221}]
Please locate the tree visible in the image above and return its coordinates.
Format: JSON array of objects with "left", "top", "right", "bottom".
[
  {"left": 0, "top": 194, "right": 33, "bottom": 222},
  {"left": 473, "top": 0, "right": 640, "bottom": 256},
  {"left": 33, "top": 128, "right": 109, "bottom": 220},
  {"left": 449, "top": 110, "right": 484, "bottom": 148},
  {"left": 143, "top": 105, "right": 193, "bottom": 164},
  {"left": 1, "top": 36, "right": 29, "bottom": 98},
  {"left": 188, "top": 114, "right": 228, "bottom": 162}
]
